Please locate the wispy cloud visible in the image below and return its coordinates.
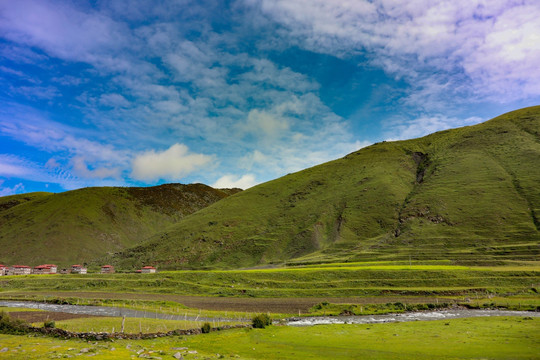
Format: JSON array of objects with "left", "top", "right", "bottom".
[
  {"left": 0, "top": 180, "right": 24, "bottom": 196},
  {"left": 384, "top": 115, "right": 484, "bottom": 141},
  {"left": 0, "top": 0, "right": 130, "bottom": 68},
  {"left": 0, "top": 0, "right": 536, "bottom": 194},
  {"left": 251, "top": 0, "right": 540, "bottom": 105},
  {"left": 0, "top": 154, "right": 74, "bottom": 189}
]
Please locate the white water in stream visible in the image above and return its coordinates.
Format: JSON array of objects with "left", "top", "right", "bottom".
[
  {"left": 1, "top": 301, "right": 538, "bottom": 326},
  {"left": 286, "top": 309, "right": 540, "bottom": 326}
]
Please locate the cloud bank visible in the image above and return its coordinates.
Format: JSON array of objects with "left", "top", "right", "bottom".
[{"left": 0, "top": 0, "right": 538, "bottom": 193}]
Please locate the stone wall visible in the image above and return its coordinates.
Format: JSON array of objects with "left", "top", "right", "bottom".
[{"left": 27, "top": 323, "right": 251, "bottom": 340}]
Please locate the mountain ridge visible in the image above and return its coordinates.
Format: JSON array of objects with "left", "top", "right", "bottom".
[
  {"left": 0, "top": 183, "right": 241, "bottom": 266},
  {"left": 109, "top": 106, "right": 540, "bottom": 269}
]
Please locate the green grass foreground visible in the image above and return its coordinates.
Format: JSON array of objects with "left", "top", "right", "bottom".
[{"left": 0, "top": 317, "right": 538, "bottom": 359}]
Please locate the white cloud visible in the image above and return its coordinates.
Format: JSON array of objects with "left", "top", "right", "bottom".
[
  {"left": 0, "top": 0, "right": 386, "bottom": 190},
  {"left": 384, "top": 115, "right": 484, "bottom": 141},
  {"left": 0, "top": 0, "right": 129, "bottom": 67},
  {"left": 99, "top": 93, "right": 130, "bottom": 108},
  {"left": 0, "top": 105, "right": 130, "bottom": 166},
  {"left": 131, "top": 143, "right": 214, "bottom": 182},
  {"left": 0, "top": 154, "right": 97, "bottom": 190},
  {"left": 252, "top": 0, "right": 540, "bottom": 104},
  {"left": 71, "top": 157, "right": 121, "bottom": 179},
  {"left": 245, "top": 109, "right": 289, "bottom": 139},
  {"left": 0, "top": 155, "right": 34, "bottom": 177},
  {"left": 212, "top": 174, "right": 258, "bottom": 189},
  {"left": 9, "top": 85, "right": 60, "bottom": 100},
  {"left": 0, "top": 181, "right": 25, "bottom": 197}
]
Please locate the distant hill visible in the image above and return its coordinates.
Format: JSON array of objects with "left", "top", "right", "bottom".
[
  {"left": 0, "top": 184, "right": 240, "bottom": 267},
  {"left": 111, "top": 106, "right": 540, "bottom": 269}
]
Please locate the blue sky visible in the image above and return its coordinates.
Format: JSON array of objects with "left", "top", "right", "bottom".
[{"left": 1, "top": 0, "right": 539, "bottom": 195}]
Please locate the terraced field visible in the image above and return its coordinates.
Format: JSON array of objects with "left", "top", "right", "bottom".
[{"left": 1, "top": 264, "right": 538, "bottom": 316}]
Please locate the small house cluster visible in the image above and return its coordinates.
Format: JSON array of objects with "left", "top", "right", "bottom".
[{"left": 0, "top": 263, "right": 157, "bottom": 275}]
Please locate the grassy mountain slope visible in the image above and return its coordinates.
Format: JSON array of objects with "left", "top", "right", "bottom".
[
  {"left": 113, "top": 106, "right": 540, "bottom": 269},
  {"left": 0, "top": 184, "right": 240, "bottom": 266}
]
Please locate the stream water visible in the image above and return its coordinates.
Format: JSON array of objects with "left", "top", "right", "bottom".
[
  {"left": 286, "top": 309, "right": 540, "bottom": 326},
  {"left": 1, "top": 301, "right": 537, "bottom": 326},
  {"left": 0, "top": 300, "right": 237, "bottom": 323}
]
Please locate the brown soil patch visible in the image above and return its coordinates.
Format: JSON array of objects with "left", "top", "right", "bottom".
[{"left": 7, "top": 311, "right": 102, "bottom": 323}]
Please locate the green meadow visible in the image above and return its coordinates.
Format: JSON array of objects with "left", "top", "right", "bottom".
[
  {"left": 0, "top": 317, "right": 539, "bottom": 359},
  {"left": 37, "top": 317, "right": 238, "bottom": 334},
  {"left": 1, "top": 264, "right": 538, "bottom": 298}
]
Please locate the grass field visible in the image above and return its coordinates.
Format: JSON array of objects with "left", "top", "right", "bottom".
[
  {"left": 37, "top": 316, "right": 239, "bottom": 334},
  {"left": 1, "top": 264, "right": 538, "bottom": 322},
  {"left": 1, "top": 264, "right": 538, "bottom": 299},
  {"left": 0, "top": 317, "right": 538, "bottom": 359}
]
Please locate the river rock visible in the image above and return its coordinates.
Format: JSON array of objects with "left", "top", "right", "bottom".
[{"left": 172, "top": 352, "right": 183, "bottom": 359}]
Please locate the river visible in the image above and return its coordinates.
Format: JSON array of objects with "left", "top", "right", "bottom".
[{"left": 1, "top": 300, "right": 537, "bottom": 326}]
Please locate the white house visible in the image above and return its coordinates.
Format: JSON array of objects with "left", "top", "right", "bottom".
[
  {"left": 141, "top": 266, "right": 157, "bottom": 273},
  {"left": 9, "top": 265, "right": 32, "bottom": 275},
  {"left": 33, "top": 264, "right": 58, "bottom": 274},
  {"left": 0, "top": 264, "right": 6, "bottom": 276},
  {"left": 71, "top": 264, "right": 88, "bottom": 274}
]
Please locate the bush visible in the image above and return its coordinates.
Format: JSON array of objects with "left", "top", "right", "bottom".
[
  {"left": 0, "top": 312, "right": 29, "bottom": 334},
  {"left": 252, "top": 313, "right": 272, "bottom": 329},
  {"left": 201, "top": 322, "right": 211, "bottom": 333},
  {"left": 43, "top": 320, "right": 55, "bottom": 328}
]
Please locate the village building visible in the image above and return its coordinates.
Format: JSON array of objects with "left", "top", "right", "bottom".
[
  {"left": 33, "top": 264, "right": 58, "bottom": 274},
  {"left": 43, "top": 264, "right": 58, "bottom": 273},
  {"left": 70, "top": 264, "right": 87, "bottom": 274},
  {"left": 141, "top": 266, "right": 157, "bottom": 273},
  {"left": 100, "top": 265, "right": 115, "bottom": 274},
  {"left": 0, "top": 264, "right": 6, "bottom": 276},
  {"left": 9, "top": 265, "right": 32, "bottom": 275}
]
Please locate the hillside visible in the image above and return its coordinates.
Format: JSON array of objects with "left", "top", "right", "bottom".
[
  {"left": 0, "top": 184, "right": 240, "bottom": 266},
  {"left": 112, "top": 106, "right": 540, "bottom": 269}
]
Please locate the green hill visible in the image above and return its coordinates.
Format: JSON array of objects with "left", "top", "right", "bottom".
[
  {"left": 112, "top": 106, "right": 540, "bottom": 269},
  {"left": 0, "top": 184, "right": 240, "bottom": 267}
]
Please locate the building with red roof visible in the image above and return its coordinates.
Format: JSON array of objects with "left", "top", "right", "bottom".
[
  {"left": 9, "top": 265, "right": 32, "bottom": 275},
  {"left": 141, "top": 266, "right": 157, "bottom": 273},
  {"left": 33, "top": 264, "right": 58, "bottom": 274},
  {"left": 100, "top": 265, "right": 115, "bottom": 274},
  {"left": 71, "top": 264, "right": 87, "bottom": 274}
]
